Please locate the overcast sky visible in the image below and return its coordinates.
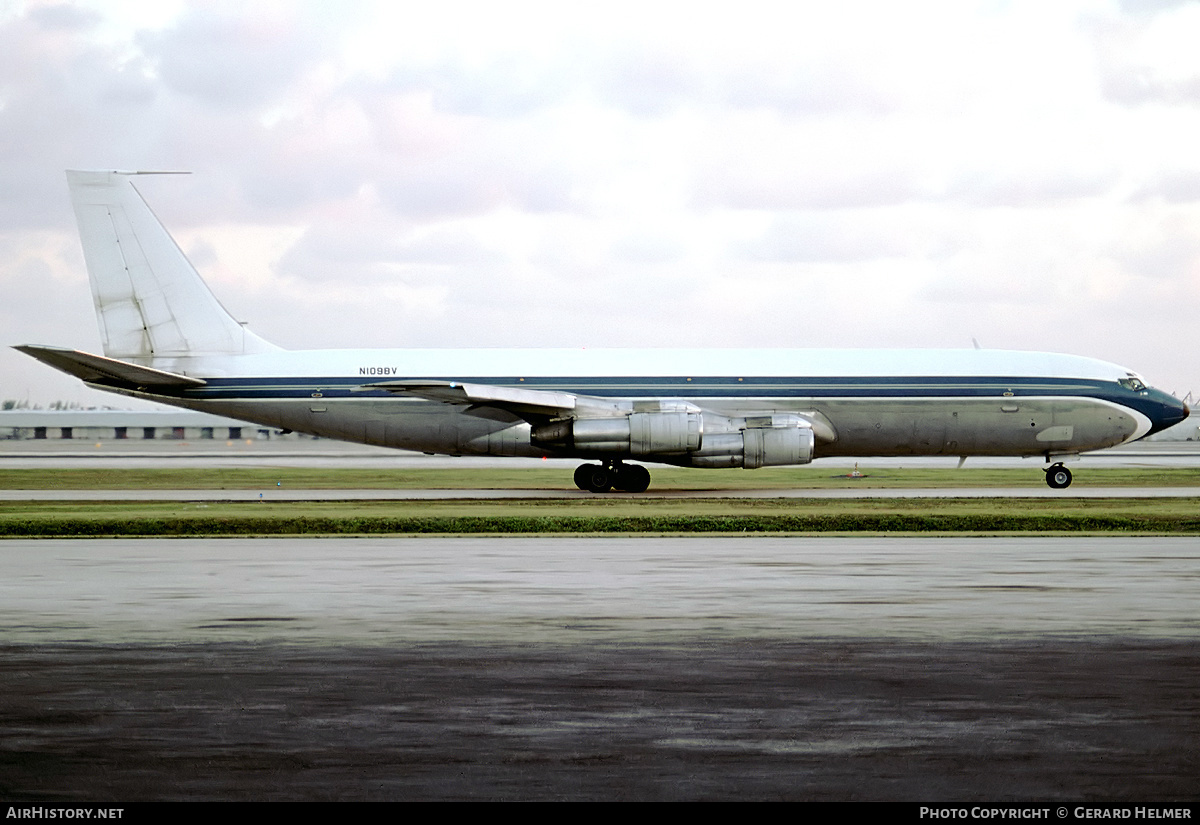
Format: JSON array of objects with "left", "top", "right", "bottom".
[{"left": 2, "top": 0, "right": 1199, "bottom": 408}]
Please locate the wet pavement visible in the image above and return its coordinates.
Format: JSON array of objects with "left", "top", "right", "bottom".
[{"left": 2, "top": 536, "right": 1198, "bottom": 801}]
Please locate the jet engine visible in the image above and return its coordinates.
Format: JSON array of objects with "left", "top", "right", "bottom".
[{"left": 530, "top": 411, "right": 816, "bottom": 468}]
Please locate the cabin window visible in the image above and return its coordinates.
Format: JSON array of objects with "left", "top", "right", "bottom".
[{"left": 1118, "top": 377, "right": 1146, "bottom": 392}]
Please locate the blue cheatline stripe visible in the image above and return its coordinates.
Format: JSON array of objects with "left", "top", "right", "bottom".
[{"left": 165, "top": 373, "right": 1124, "bottom": 404}]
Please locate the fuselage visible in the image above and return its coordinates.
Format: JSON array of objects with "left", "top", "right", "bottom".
[
  {"left": 23, "top": 170, "right": 1189, "bottom": 492},
  {"left": 99, "top": 346, "right": 1189, "bottom": 463}
]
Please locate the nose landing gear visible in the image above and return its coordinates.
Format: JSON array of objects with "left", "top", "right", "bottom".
[
  {"left": 1044, "top": 463, "right": 1073, "bottom": 489},
  {"left": 573, "top": 461, "right": 652, "bottom": 493}
]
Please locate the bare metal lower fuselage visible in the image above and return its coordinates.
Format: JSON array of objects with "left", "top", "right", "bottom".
[{"left": 96, "top": 369, "right": 1159, "bottom": 465}]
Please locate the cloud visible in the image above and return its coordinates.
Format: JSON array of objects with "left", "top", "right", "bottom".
[
  {"left": 1091, "top": 1, "right": 1200, "bottom": 107},
  {"left": 3, "top": 0, "right": 1200, "bottom": 400},
  {"left": 944, "top": 166, "right": 1115, "bottom": 208},
  {"left": 733, "top": 211, "right": 931, "bottom": 264},
  {"left": 134, "top": 4, "right": 331, "bottom": 110},
  {"left": 25, "top": 2, "right": 102, "bottom": 31},
  {"left": 0, "top": 7, "right": 162, "bottom": 228},
  {"left": 1129, "top": 171, "right": 1200, "bottom": 204}
]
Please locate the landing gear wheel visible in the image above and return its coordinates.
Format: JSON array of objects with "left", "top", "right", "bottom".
[
  {"left": 573, "top": 464, "right": 595, "bottom": 491},
  {"left": 613, "top": 464, "right": 651, "bottom": 493},
  {"left": 1045, "top": 463, "right": 1073, "bottom": 489},
  {"left": 575, "top": 464, "right": 612, "bottom": 493}
]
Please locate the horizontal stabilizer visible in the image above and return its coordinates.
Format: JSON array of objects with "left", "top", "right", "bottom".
[{"left": 14, "top": 345, "right": 207, "bottom": 389}]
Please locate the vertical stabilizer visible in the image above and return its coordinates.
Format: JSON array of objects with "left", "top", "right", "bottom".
[{"left": 66, "top": 170, "right": 279, "bottom": 361}]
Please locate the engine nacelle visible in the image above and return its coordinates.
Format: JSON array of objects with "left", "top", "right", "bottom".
[
  {"left": 686, "top": 422, "right": 815, "bottom": 468},
  {"left": 531, "top": 411, "right": 702, "bottom": 455}
]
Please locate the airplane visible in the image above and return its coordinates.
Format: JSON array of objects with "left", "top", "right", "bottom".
[{"left": 15, "top": 170, "right": 1191, "bottom": 492}]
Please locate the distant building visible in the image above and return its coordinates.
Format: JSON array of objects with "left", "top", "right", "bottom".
[
  {"left": 0, "top": 410, "right": 307, "bottom": 442},
  {"left": 1146, "top": 418, "right": 1199, "bottom": 441}
]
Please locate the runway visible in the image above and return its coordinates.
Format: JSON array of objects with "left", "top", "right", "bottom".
[
  {"left": 3, "top": 437, "right": 1199, "bottom": 469},
  {"left": 5, "top": 486, "right": 1200, "bottom": 500},
  {"left": 3, "top": 536, "right": 1199, "bottom": 643},
  {"left": 2, "top": 536, "right": 1199, "bottom": 800}
]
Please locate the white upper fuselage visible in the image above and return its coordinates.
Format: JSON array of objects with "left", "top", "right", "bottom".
[{"left": 158, "top": 346, "right": 1136, "bottom": 383}]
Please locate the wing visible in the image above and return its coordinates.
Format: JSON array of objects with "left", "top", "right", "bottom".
[{"left": 361, "top": 378, "right": 836, "bottom": 443}]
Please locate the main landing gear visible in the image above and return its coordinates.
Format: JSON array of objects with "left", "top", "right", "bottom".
[
  {"left": 573, "top": 461, "right": 652, "bottom": 493},
  {"left": 1044, "top": 463, "right": 1073, "bottom": 489}
]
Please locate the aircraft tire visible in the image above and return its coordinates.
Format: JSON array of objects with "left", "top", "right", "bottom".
[
  {"left": 614, "top": 464, "right": 651, "bottom": 493},
  {"left": 580, "top": 464, "right": 613, "bottom": 493},
  {"left": 1045, "top": 464, "right": 1073, "bottom": 489},
  {"left": 573, "top": 464, "right": 595, "bottom": 491}
]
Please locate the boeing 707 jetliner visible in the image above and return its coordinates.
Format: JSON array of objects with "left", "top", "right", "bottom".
[{"left": 15, "top": 171, "right": 1191, "bottom": 491}]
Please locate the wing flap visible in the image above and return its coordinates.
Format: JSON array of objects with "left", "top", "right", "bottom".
[{"left": 14, "top": 345, "right": 207, "bottom": 388}]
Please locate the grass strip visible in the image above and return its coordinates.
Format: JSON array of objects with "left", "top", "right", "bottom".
[{"left": 4, "top": 497, "right": 1200, "bottom": 536}]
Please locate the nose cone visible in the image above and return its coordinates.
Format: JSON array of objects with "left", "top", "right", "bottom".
[{"left": 1145, "top": 389, "right": 1190, "bottom": 437}]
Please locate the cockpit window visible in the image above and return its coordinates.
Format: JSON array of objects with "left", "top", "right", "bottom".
[{"left": 1119, "top": 376, "right": 1146, "bottom": 392}]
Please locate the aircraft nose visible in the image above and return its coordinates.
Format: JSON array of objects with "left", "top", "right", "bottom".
[
  {"left": 1161, "top": 394, "right": 1190, "bottom": 430},
  {"left": 1173, "top": 396, "right": 1190, "bottom": 423},
  {"left": 1143, "top": 389, "right": 1190, "bottom": 437}
]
